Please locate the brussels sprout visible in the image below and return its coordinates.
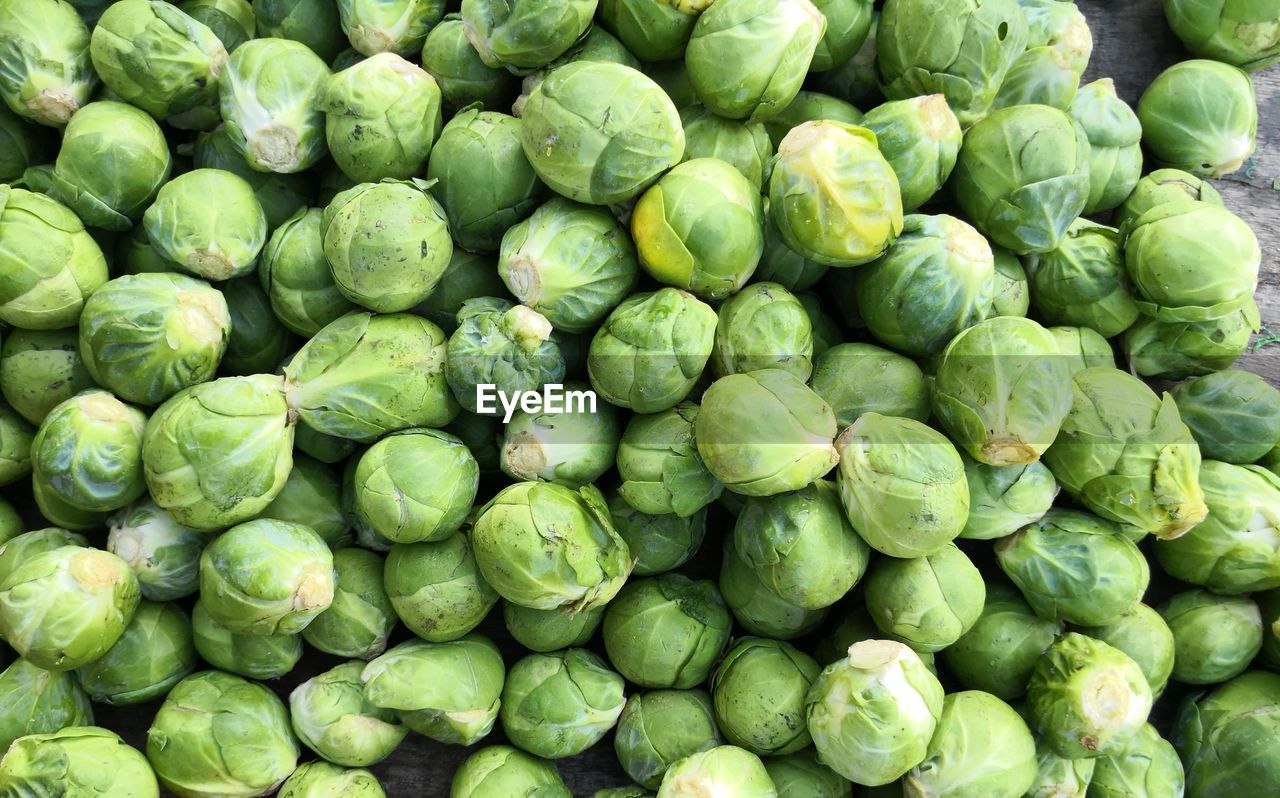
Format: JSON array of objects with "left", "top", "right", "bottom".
[
  {"left": 1078, "top": 603, "right": 1176, "bottom": 697},
  {"left": 0, "top": 529, "right": 87, "bottom": 586},
  {"left": 352, "top": 429, "right": 478, "bottom": 544},
  {"left": 762, "top": 90, "right": 863, "bottom": 148},
  {"left": 1027, "top": 633, "right": 1153, "bottom": 759},
  {"left": 446, "top": 298, "right": 565, "bottom": 415},
  {"left": 733, "top": 481, "right": 868, "bottom": 611},
  {"left": 677, "top": 106, "right": 772, "bottom": 190},
  {"left": 1171, "top": 369, "right": 1280, "bottom": 464},
  {"left": 0, "top": 0, "right": 97, "bottom": 126},
  {"left": 520, "top": 61, "right": 683, "bottom": 205},
  {"left": 719, "top": 540, "right": 829, "bottom": 640},
  {"left": 77, "top": 600, "right": 195, "bottom": 705},
  {"left": 255, "top": 0, "right": 347, "bottom": 62},
  {"left": 756, "top": 216, "right": 830, "bottom": 293},
  {"left": 609, "top": 497, "right": 707, "bottom": 579},
  {"left": 1116, "top": 167, "right": 1224, "bottom": 232},
  {"left": 215, "top": 280, "right": 290, "bottom": 378},
  {"left": 859, "top": 95, "right": 961, "bottom": 211},
  {"left": 597, "top": 0, "right": 708, "bottom": 61},
  {"left": 903, "top": 691, "right": 1038, "bottom": 798},
  {"left": 219, "top": 38, "right": 331, "bottom": 173},
  {"left": 809, "top": 344, "right": 927, "bottom": 428},
  {"left": 989, "top": 247, "right": 1031, "bottom": 318},
  {"left": 0, "top": 657, "right": 93, "bottom": 752},
  {"left": 0, "top": 103, "right": 50, "bottom": 182},
  {"left": 503, "top": 601, "right": 603, "bottom": 653},
  {"left": 451, "top": 745, "right": 570, "bottom": 798},
  {"left": 0, "top": 187, "right": 109, "bottom": 331},
  {"left": 278, "top": 761, "right": 386, "bottom": 798},
  {"left": 287, "top": 312, "right": 458, "bottom": 441},
  {"left": 944, "top": 583, "right": 1062, "bottom": 699},
  {"left": 603, "top": 574, "right": 731, "bottom": 689},
  {"left": 301, "top": 548, "right": 394, "bottom": 659},
  {"left": 289, "top": 661, "right": 407, "bottom": 767},
  {"left": 867, "top": 543, "right": 985, "bottom": 652},
  {"left": 191, "top": 599, "right": 303, "bottom": 680},
  {"left": 833, "top": 413, "right": 969, "bottom": 558},
  {"left": 0, "top": 546, "right": 139, "bottom": 671},
  {"left": 809, "top": 0, "right": 874, "bottom": 72},
  {"left": 143, "top": 169, "right": 268, "bottom": 282},
  {"left": 256, "top": 457, "right": 346, "bottom": 549},
  {"left": 192, "top": 129, "right": 313, "bottom": 230},
  {"left": 763, "top": 750, "right": 851, "bottom": 798},
  {"left": 1165, "top": 0, "right": 1280, "bottom": 70},
  {"left": 993, "top": 0, "right": 1092, "bottom": 111},
  {"left": 877, "top": 0, "right": 1027, "bottom": 125},
  {"left": 1047, "top": 326, "right": 1116, "bottom": 375},
  {"left": 421, "top": 14, "right": 519, "bottom": 112},
  {"left": 259, "top": 208, "right": 357, "bottom": 337},
  {"left": 615, "top": 404, "right": 722, "bottom": 518},
  {"left": 147, "top": 670, "right": 298, "bottom": 797},
  {"left": 1088, "top": 722, "right": 1184, "bottom": 798},
  {"left": 810, "top": 605, "right": 887, "bottom": 668},
  {"left": 385, "top": 534, "right": 497, "bottom": 642},
  {"left": 615, "top": 690, "right": 721, "bottom": 790},
  {"left": 960, "top": 457, "right": 1057, "bottom": 540},
  {"left": 337, "top": 0, "right": 443, "bottom": 56},
  {"left": 499, "top": 648, "right": 626, "bottom": 759},
  {"left": 1138, "top": 59, "right": 1256, "bottom": 177},
  {"left": 1065, "top": 78, "right": 1143, "bottom": 214},
  {"left": 1160, "top": 590, "right": 1262, "bottom": 686},
  {"left": 501, "top": 391, "right": 621, "bottom": 488},
  {"left": 0, "top": 499, "right": 20, "bottom": 542},
  {"left": 1175, "top": 671, "right": 1280, "bottom": 798},
  {"left": 710, "top": 283, "right": 811, "bottom": 380},
  {"left": 806, "top": 640, "right": 945, "bottom": 786},
  {"left": 0, "top": 726, "right": 157, "bottom": 796},
  {"left": 711, "top": 638, "right": 819, "bottom": 757},
  {"left": 797, "top": 294, "right": 842, "bottom": 359},
  {"left": 412, "top": 250, "right": 509, "bottom": 336},
  {"left": 179, "top": 0, "right": 255, "bottom": 54},
  {"left": 588, "top": 289, "right": 717, "bottom": 413},
  {"left": 1025, "top": 740, "right": 1095, "bottom": 798},
  {"left": 996, "top": 508, "right": 1149, "bottom": 625},
  {"left": 657, "top": 745, "right": 777, "bottom": 797},
  {"left": 1125, "top": 301, "right": 1259, "bottom": 380},
  {"left": 0, "top": 400, "right": 35, "bottom": 487},
  {"left": 1261, "top": 590, "right": 1280, "bottom": 671},
  {"left": 457, "top": 0, "right": 593, "bottom": 70},
  {"left": 27, "top": 391, "right": 145, "bottom": 516},
  {"left": 361, "top": 635, "right": 505, "bottom": 745},
  {"left": 952, "top": 104, "right": 1090, "bottom": 254},
  {"left": 473, "top": 482, "right": 630, "bottom": 612},
  {"left": 1026, "top": 220, "right": 1138, "bottom": 337}
]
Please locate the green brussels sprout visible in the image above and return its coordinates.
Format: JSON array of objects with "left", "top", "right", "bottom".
[
  {"left": 1048, "top": 326, "right": 1116, "bottom": 375},
  {"left": 866, "top": 542, "right": 986, "bottom": 652},
  {"left": 289, "top": 661, "right": 407, "bottom": 767},
  {"left": 191, "top": 599, "right": 303, "bottom": 680},
  {"left": 0, "top": 498, "right": 20, "bottom": 542},
  {"left": 1160, "top": 590, "right": 1262, "bottom": 686},
  {"left": 77, "top": 600, "right": 195, "bottom": 705},
  {"left": 990, "top": 246, "right": 1031, "bottom": 318},
  {"left": 1115, "top": 167, "right": 1224, "bottom": 232},
  {"left": 719, "top": 540, "right": 829, "bottom": 640},
  {"left": 951, "top": 104, "right": 1090, "bottom": 255},
  {"left": 501, "top": 389, "right": 622, "bottom": 487},
  {"left": 711, "top": 282, "right": 812, "bottom": 380},
  {"left": 603, "top": 574, "right": 731, "bottom": 689},
  {"left": 932, "top": 316, "right": 1072, "bottom": 466},
  {"left": 756, "top": 216, "right": 829, "bottom": 292},
  {"left": 733, "top": 481, "right": 868, "bottom": 611},
  {"left": 996, "top": 508, "right": 1149, "bottom": 625},
  {"left": 0, "top": 726, "right": 157, "bottom": 796},
  {"left": 30, "top": 472, "right": 106, "bottom": 532},
  {"left": 0, "top": 103, "right": 51, "bottom": 182},
  {"left": 763, "top": 750, "right": 850, "bottom": 798},
  {"left": 0, "top": 187, "right": 109, "bottom": 331},
  {"left": 1026, "top": 220, "right": 1139, "bottom": 337},
  {"left": 451, "top": 745, "right": 571, "bottom": 798},
  {"left": 0, "top": 404, "right": 34, "bottom": 486},
  {"left": 833, "top": 412, "right": 969, "bottom": 558},
  {"left": 460, "top": 0, "right": 594, "bottom": 70},
  {"left": 1172, "top": 369, "right": 1280, "bottom": 464},
  {"left": 597, "top": 0, "right": 709, "bottom": 62},
  {"left": 1088, "top": 722, "right": 1184, "bottom": 798},
  {"left": 805, "top": 640, "right": 944, "bottom": 786},
  {"left": 860, "top": 95, "right": 962, "bottom": 211},
  {"left": 361, "top": 635, "right": 505, "bottom": 745},
  {"left": 993, "top": 0, "right": 1092, "bottom": 111},
  {"left": 0, "top": 332, "right": 95, "bottom": 427},
  {"left": 685, "top": 0, "right": 825, "bottom": 122},
  {"left": 0, "top": 546, "right": 139, "bottom": 671},
  {"left": 1026, "top": 633, "right": 1153, "bottom": 759},
  {"left": 1068, "top": 79, "right": 1143, "bottom": 214},
  {"left": 854, "top": 213, "right": 995, "bottom": 356},
  {"left": 588, "top": 289, "right": 717, "bottom": 413},
  {"left": 697, "top": 369, "right": 839, "bottom": 498},
  {"left": 90, "top": 0, "right": 227, "bottom": 120},
  {"left": 1155, "top": 461, "right": 1280, "bottom": 594},
  {"left": 503, "top": 601, "right": 603, "bottom": 652},
  {"left": 795, "top": 293, "right": 840, "bottom": 359},
  {"left": 0, "top": 0, "right": 97, "bottom": 126},
  {"left": 1137, "top": 59, "right": 1256, "bottom": 177},
  {"left": 258, "top": 455, "right": 348, "bottom": 549},
  {"left": 498, "top": 198, "right": 638, "bottom": 333},
  {"left": 500, "top": 648, "right": 626, "bottom": 759},
  {"left": 143, "top": 374, "right": 294, "bottom": 530},
  {"left": 199, "top": 518, "right": 335, "bottom": 635},
  {"left": 473, "top": 482, "right": 631, "bottom": 612},
  {"left": 443, "top": 411, "right": 503, "bottom": 475},
  {"left": 324, "top": 54, "right": 442, "bottom": 183},
  {"left": 0, "top": 528, "right": 87, "bottom": 586},
  {"left": 338, "top": 0, "right": 444, "bottom": 57},
  {"left": 48, "top": 101, "right": 172, "bottom": 232},
  {"left": 811, "top": 605, "right": 888, "bottom": 667},
  {"left": 877, "top": 0, "right": 1028, "bottom": 126},
  {"left": 321, "top": 180, "right": 452, "bottom": 313},
  {"left": 712, "top": 638, "right": 820, "bottom": 756},
  {"left": 1124, "top": 301, "right": 1259, "bottom": 380},
  {"left": 385, "top": 534, "right": 497, "bottom": 642},
  {"left": 1174, "top": 671, "right": 1280, "bottom": 798},
  {"left": 678, "top": 105, "right": 772, "bottom": 189},
  {"left": 1165, "top": 0, "right": 1280, "bottom": 71},
  {"left": 1043, "top": 368, "right": 1208, "bottom": 538},
  {"left": 810, "top": 0, "right": 874, "bottom": 72},
  {"left": 520, "top": 61, "right": 684, "bottom": 205},
  {"left": 761, "top": 90, "right": 863, "bottom": 149},
  {"left": 1078, "top": 603, "right": 1176, "bottom": 697},
  {"left": 809, "top": 8, "right": 881, "bottom": 103},
  {"left": 143, "top": 169, "right": 268, "bottom": 282},
  {"left": 28, "top": 391, "right": 145, "bottom": 516},
  {"left": 413, "top": 250, "right": 509, "bottom": 335},
  {"left": 903, "top": 691, "right": 1038, "bottom": 797},
  {"left": 179, "top": 0, "right": 255, "bottom": 54},
  {"left": 1126, "top": 202, "right": 1259, "bottom": 323},
  {"left": 631, "top": 158, "right": 763, "bottom": 301},
  {"left": 220, "top": 37, "right": 331, "bottom": 173},
  {"left": 446, "top": 298, "right": 565, "bottom": 415},
  {"left": 303, "top": 548, "right": 396, "bottom": 659},
  {"left": 191, "top": 126, "right": 314, "bottom": 229},
  {"left": 615, "top": 689, "right": 721, "bottom": 790},
  {"left": 657, "top": 745, "right": 777, "bottom": 797},
  {"left": 809, "top": 344, "right": 929, "bottom": 428},
  {"left": 259, "top": 208, "right": 358, "bottom": 337},
  {"left": 255, "top": 0, "right": 347, "bottom": 62},
  {"left": 147, "top": 670, "right": 299, "bottom": 797},
  {"left": 1260, "top": 589, "right": 1280, "bottom": 670},
  {"left": 769, "top": 121, "right": 902, "bottom": 267},
  {"left": 0, "top": 657, "right": 93, "bottom": 752},
  {"left": 943, "top": 583, "right": 1062, "bottom": 699},
  {"left": 420, "top": 14, "right": 518, "bottom": 112},
  {"left": 615, "top": 404, "right": 722, "bottom": 518},
  {"left": 1025, "top": 738, "right": 1095, "bottom": 798},
  {"left": 287, "top": 312, "right": 458, "bottom": 441},
  {"left": 608, "top": 496, "right": 708, "bottom": 578},
  {"left": 216, "top": 278, "right": 292, "bottom": 378},
  {"left": 960, "top": 457, "right": 1057, "bottom": 540},
  {"left": 278, "top": 761, "right": 386, "bottom": 798},
  {"left": 353, "top": 429, "right": 478, "bottom": 543}
]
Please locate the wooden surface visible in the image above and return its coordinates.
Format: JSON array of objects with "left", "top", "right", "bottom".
[{"left": 95, "top": 1, "right": 1280, "bottom": 796}]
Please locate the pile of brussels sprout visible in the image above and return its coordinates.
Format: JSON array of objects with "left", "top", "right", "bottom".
[{"left": 1, "top": 0, "right": 1278, "bottom": 796}]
